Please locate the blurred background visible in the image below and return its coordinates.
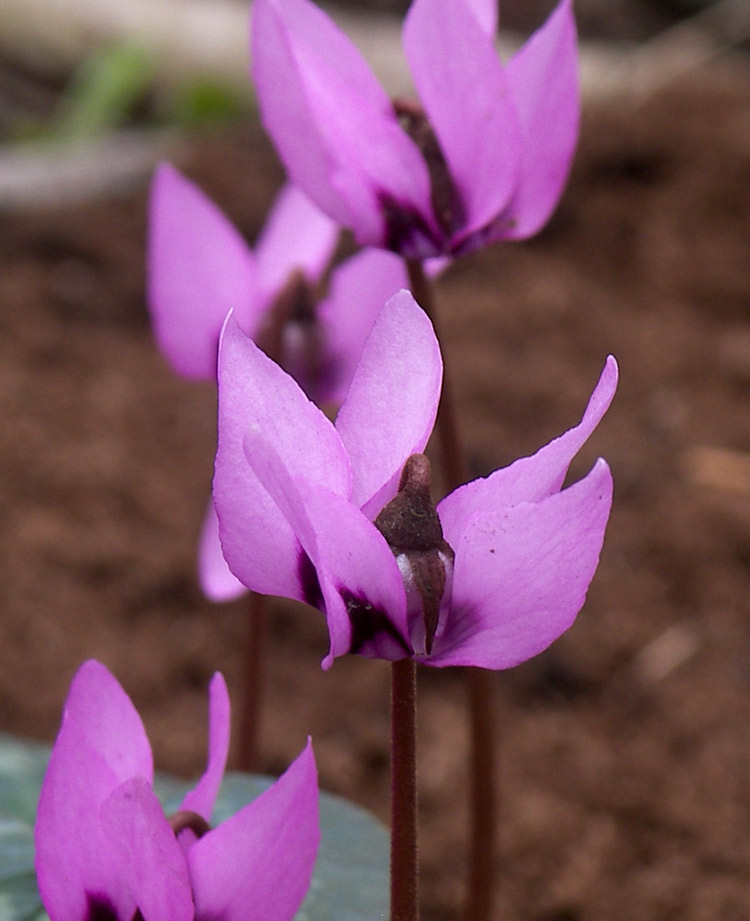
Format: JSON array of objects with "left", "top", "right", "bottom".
[{"left": 0, "top": 1, "right": 748, "bottom": 919}]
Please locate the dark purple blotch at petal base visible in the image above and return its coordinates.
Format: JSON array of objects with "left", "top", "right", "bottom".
[
  {"left": 85, "top": 893, "right": 120, "bottom": 921},
  {"left": 299, "top": 551, "right": 324, "bottom": 610},
  {"left": 342, "top": 589, "right": 413, "bottom": 657},
  {"left": 377, "top": 191, "right": 441, "bottom": 258}
]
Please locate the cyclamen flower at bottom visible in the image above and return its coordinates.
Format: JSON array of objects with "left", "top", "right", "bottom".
[
  {"left": 214, "top": 290, "right": 617, "bottom": 669},
  {"left": 34, "top": 660, "right": 319, "bottom": 921}
]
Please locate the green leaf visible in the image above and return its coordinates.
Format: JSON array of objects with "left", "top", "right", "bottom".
[{"left": 0, "top": 734, "right": 389, "bottom": 921}]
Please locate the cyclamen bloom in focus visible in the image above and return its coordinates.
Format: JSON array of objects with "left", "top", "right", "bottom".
[
  {"left": 148, "top": 163, "right": 408, "bottom": 601},
  {"left": 252, "top": 0, "right": 579, "bottom": 258},
  {"left": 35, "top": 660, "right": 319, "bottom": 921},
  {"left": 214, "top": 290, "right": 617, "bottom": 669}
]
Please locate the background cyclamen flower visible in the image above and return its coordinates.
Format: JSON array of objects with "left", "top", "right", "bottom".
[
  {"left": 251, "top": 0, "right": 579, "bottom": 258},
  {"left": 34, "top": 660, "right": 319, "bottom": 921},
  {"left": 147, "top": 163, "right": 409, "bottom": 601},
  {"left": 214, "top": 290, "right": 616, "bottom": 669}
]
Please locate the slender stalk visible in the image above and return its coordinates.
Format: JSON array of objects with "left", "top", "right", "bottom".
[
  {"left": 391, "top": 657, "right": 419, "bottom": 921},
  {"left": 406, "top": 259, "right": 498, "bottom": 921},
  {"left": 235, "top": 591, "right": 266, "bottom": 771}
]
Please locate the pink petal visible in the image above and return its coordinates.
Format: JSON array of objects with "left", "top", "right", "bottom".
[
  {"left": 147, "top": 163, "right": 256, "bottom": 379},
  {"left": 198, "top": 500, "right": 247, "bottom": 603},
  {"left": 100, "top": 777, "right": 194, "bottom": 921},
  {"left": 255, "top": 184, "right": 339, "bottom": 299},
  {"left": 214, "top": 313, "right": 350, "bottom": 599},
  {"left": 463, "top": 0, "right": 498, "bottom": 35},
  {"left": 500, "top": 0, "right": 580, "bottom": 240},
  {"left": 179, "top": 673, "right": 231, "bottom": 822},
  {"left": 428, "top": 459, "right": 612, "bottom": 668},
  {"left": 438, "top": 356, "right": 618, "bottom": 540},
  {"left": 189, "top": 740, "right": 320, "bottom": 921},
  {"left": 35, "top": 661, "right": 154, "bottom": 921},
  {"left": 335, "top": 290, "right": 443, "bottom": 517},
  {"left": 252, "top": 0, "right": 434, "bottom": 247},
  {"left": 317, "top": 248, "right": 408, "bottom": 405},
  {"left": 403, "top": 0, "right": 522, "bottom": 242},
  {"left": 243, "top": 428, "right": 411, "bottom": 667}
]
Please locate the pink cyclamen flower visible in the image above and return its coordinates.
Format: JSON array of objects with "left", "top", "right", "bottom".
[
  {"left": 147, "top": 163, "right": 409, "bottom": 601},
  {"left": 251, "top": 0, "right": 579, "bottom": 258},
  {"left": 35, "top": 660, "right": 319, "bottom": 921},
  {"left": 214, "top": 290, "right": 617, "bottom": 669}
]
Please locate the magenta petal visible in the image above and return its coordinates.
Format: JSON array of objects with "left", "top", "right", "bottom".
[
  {"left": 252, "top": 0, "right": 434, "bottom": 247},
  {"left": 179, "top": 673, "right": 230, "bottom": 822},
  {"left": 438, "top": 356, "right": 618, "bottom": 540},
  {"left": 198, "top": 500, "right": 247, "bottom": 603},
  {"left": 463, "top": 0, "right": 498, "bottom": 34},
  {"left": 35, "top": 661, "right": 154, "bottom": 921},
  {"left": 318, "top": 248, "right": 408, "bottom": 404},
  {"left": 255, "top": 184, "right": 339, "bottom": 299},
  {"left": 404, "top": 0, "right": 522, "bottom": 240},
  {"left": 501, "top": 0, "right": 580, "bottom": 239},
  {"left": 189, "top": 740, "right": 320, "bottom": 921},
  {"left": 243, "top": 427, "right": 411, "bottom": 667},
  {"left": 214, "top": 313, "right": 351, "bottom": 598},
  {"left": 429, "top": 459, "right": 612, "bottom": 668},
  {"left": 335, "top": 290, "right": 442, "bottom": 516},
  {"left": 100, "top": 777, "right": 193, "bottom": 921},
  {"left": 147, "top": 163, "right": 256, "bottom": 379}
]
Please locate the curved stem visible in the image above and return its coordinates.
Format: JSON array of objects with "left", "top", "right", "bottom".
[
  {"left": 235, "top": 591, "right": 266, "bottom": 771},
  {"left": 391, "top": 657, "right": 419, "bottom": 921},
  {"left": 406, "top": 259, "right": 498, "bottom": 921}
]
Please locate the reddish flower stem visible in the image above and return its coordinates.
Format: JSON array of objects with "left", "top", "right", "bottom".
[
  {"left": 406, "top": 259, "right": 498, "bottom": 921},
  {"left": 235, "top": 591, "right": 266, "bottom": 771},
  {"left": 391, "top": 657, "right": 419, "bottom": 921}
]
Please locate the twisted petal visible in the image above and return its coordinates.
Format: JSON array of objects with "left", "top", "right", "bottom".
[
  {"left": 252, "top": 0, "right": 435, "bottom": 246},
  {"left": 100, "top": 778, "right": 193, "bottom": 921},
  {"left": 335, "top": 290, "right": 443, "bottom": 517},
  {"left": 318, "top": 248, "right": 408, "bottom": 405},
  {"left": 499, "top": 0, "right": 580, "bottom": 240},
  {"left": 214, "top": 313, "right": 351, "bottom": 598},
  {"left": 255, "top": 184, "right": 339, "bottom": 299},
  {"left": 189, "top": 740, "right": 320, "bottom": 921},
  {"left": 403, "top": 0, "right": 522, "bottom": 241},
  {"left": 198, "top": 500, "right": 247, "bottom": 603},
  {"left": 147, "top": 163, "right": 256, "bottom": 379},
  {"left": 463, "top": 0, "right": 498, "bottom": 35},
  {"left": 243, "top": 428, "right": 411, "bottom": 667},
  {"left": 438, "top": 356, "right": 617, "bottom": 539},
  {"left": 35, "top": 661, "right": 154, "bottom": 921},
  {"left": 179, "top": 673, "right": 231, "bottom": 823},
  {"left": 428, "top": 459, "right": 612, "bottom": 668}
]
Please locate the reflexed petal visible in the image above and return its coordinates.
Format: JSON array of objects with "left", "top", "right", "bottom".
[
  {"left": 404, "top": 0, "right": 521, "bottom": 240},
  {"left": 100, "top": 777, "right": 193, "bottom": 921},
  {"left": 428, "top": 459, "right": 612, "bottom": 667},
  {"left": 335, "top": 290, "right": 442, "bottom": 516},
  {"left": 438, "top": 356, "right": 617, "bottom": 540},
  {"left": 189, "top": 740, "right": 320, "bottom": 921},
  {"left": 147, "top": 163, "right": 256, "bottom": 379},
  {"left": 179, "top": 673, "right": 231, "bottom": 822},
  {"left": 463, "top": 0, "right": 498, "bottom": 35},
  {"left": 252, "top": 0, "right": 434, "bottom": 247},
  {"left": 198, "top": 500, "right": 247, "bottom": 603},
  {"left": 255, "top": 184, "right": 339, "bottom": 298},
  {"left": 214, "top": 313, "right": 351, "bottom": 598},
  {"left": 318, "top": 249, "right": 408, "bottom": 405},
  {"left": 35, "top": 661, "right": 154, "bottom": 921},
  {"left": 243, "top": 427, "right": 411, "bottom": 667},
  {"left": 500, "top": 0, "right": 579, "bottom": 240}
]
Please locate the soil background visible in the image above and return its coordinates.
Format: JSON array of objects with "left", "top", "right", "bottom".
[{"left": 0, "top": 32, "right": 750, "bottom": 921}]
